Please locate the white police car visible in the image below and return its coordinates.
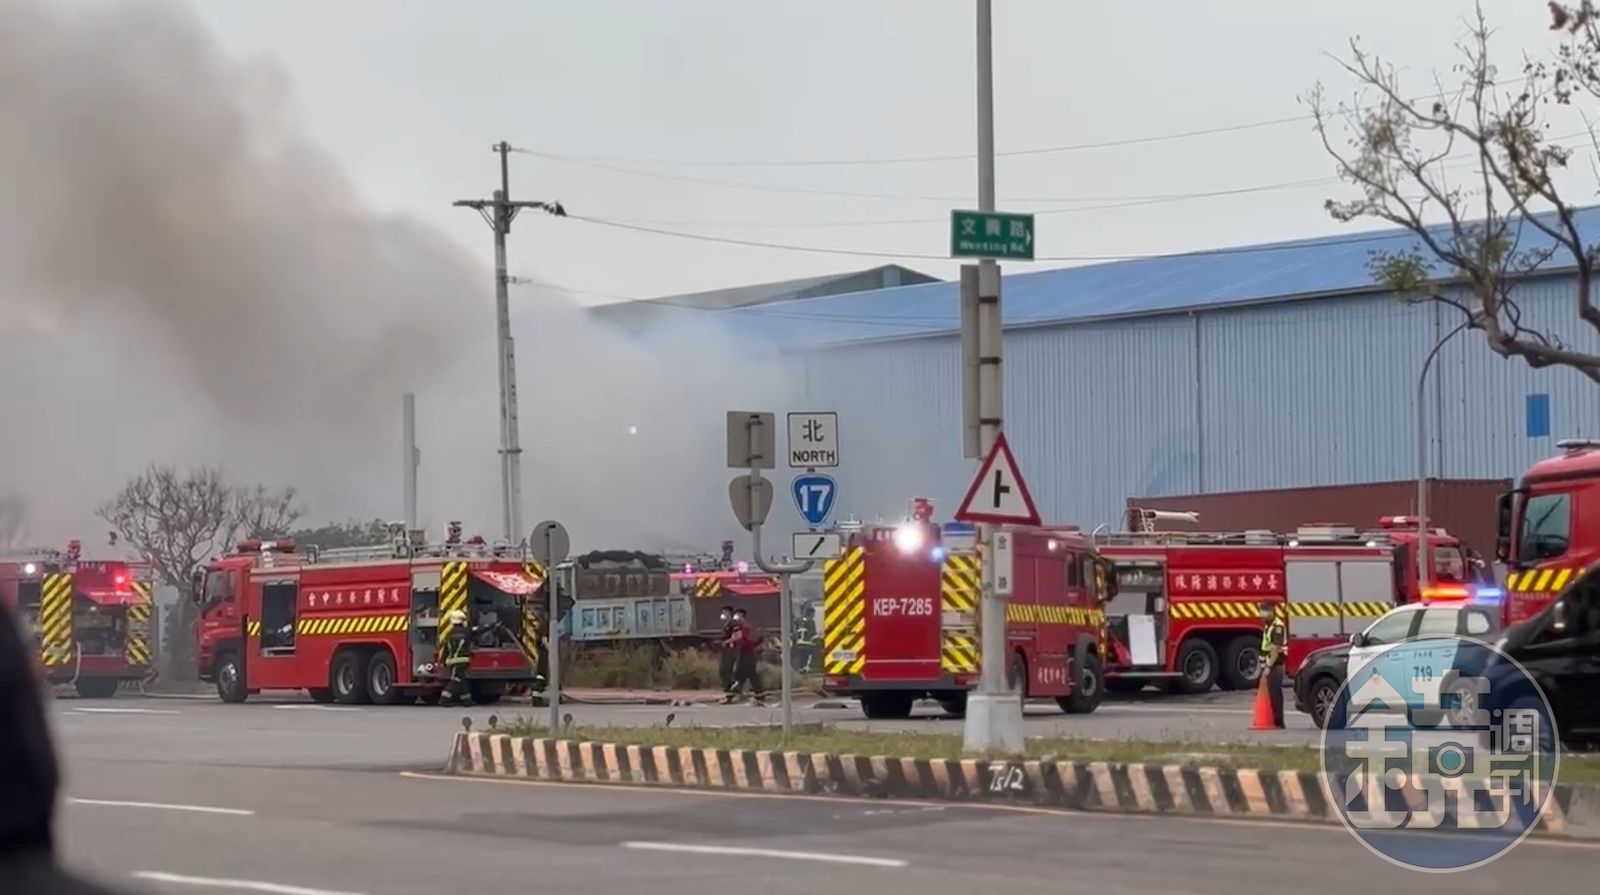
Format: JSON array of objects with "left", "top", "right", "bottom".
[{"left": 1294, "top": 600, "right": 1502, "bottom": 728}]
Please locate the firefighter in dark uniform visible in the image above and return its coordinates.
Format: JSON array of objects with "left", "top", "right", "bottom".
[
  {"left": 1258, "top": 600, "right": 1287, "bottom": 727},
  {"left": 792, "top": 609, "right": 817, "bottom": 673},
  {"left": 439, "top": 609, "right": 473, "bottom": 707}
]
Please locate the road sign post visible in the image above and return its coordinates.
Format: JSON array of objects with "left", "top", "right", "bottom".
[
  {"left": 529, "top": 520, "right": 571, "bottom": 731},
  {"left": 728, "top": 410, "right": 829, "bottom": 741},
  {"left": 951, "top": 210, "right": 1035, "bottom": 261}
]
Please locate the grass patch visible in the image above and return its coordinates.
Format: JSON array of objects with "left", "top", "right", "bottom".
[
  {"left": 491, "top": 718, "right": 1600, "bottom": 783},
  {"left": 558, "top": 644, "right": 801, "bottom": 692}
]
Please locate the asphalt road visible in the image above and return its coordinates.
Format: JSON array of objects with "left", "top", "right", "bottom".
[
  {"left": 67, "top": 686, "right": 1322, "bottom": 768},
  {"left": 50, "top": 701, "right": 1598, "bottom": 895}
]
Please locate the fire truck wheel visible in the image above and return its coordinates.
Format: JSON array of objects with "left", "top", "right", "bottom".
[
  {"left": 1060, "top": 652, "right": 1103, "bottom": 715},
  {"left": 73, "top": 678, "right": 118, "bottom": 699},
  {"left": 859, "top": 692, "right": 915, "bottom": 720},
  {"left": 330, "top": 650, "right": 371, "bottom": 705},
  {"left": 366, "top": 650, "right": 404, "bottom": 706},
  {"left": 216, "top": 652, "right": 248, "bottom": 704},
  {"left": 1173, "top": 639, "right": 1219, "bottom": 694},
  {"left": 1219, "top": 636, "right": 1262, "bottom": 691}
]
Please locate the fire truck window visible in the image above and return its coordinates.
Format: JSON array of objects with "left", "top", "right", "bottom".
[
  {"left": 1431, "top": 547, "right": 1465, "bottom": 581},
  {"left": 1518, "top": 494, "right": 1571, "bottom": 563},
  {"left": 202, "top": 571, "right": 234, "bottom": 612},
  {"left": 1065, "top": 555, "right": 1082, "bottom": 588}
]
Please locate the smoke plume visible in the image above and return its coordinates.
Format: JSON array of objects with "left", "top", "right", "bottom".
[{"left": 0, "top": 0, "right": 796, "bottom": 550}]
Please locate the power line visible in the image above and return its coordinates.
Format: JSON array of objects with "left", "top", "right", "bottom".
[
  {"left": 510, "top": 76, "right": 1537, "bottom": 170},
  {"left": 563, "top": 213, "right": 1418, "bottom": 264}
]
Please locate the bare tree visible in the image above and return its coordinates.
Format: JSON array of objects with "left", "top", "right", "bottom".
[
  {"left": 1308, "top": 3, "right": 1600, "bottom": 381},
  {"left": 98, "top": 465, "right": 300, "bottom": 680}
]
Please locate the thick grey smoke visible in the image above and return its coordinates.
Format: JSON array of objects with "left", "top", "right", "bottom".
[{"left": 0, "top": 0, "right": 797, "bottom": 550}]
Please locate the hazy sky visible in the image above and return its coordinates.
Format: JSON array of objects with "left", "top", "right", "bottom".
[
  {"left": 181, "top": 0, "right": 1596, "bottom": 304},
  {"left": 4, "top": 0, "right": 1591, "bottom": 548}
]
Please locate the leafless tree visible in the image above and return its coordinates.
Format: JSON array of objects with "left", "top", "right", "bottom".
[
  {"left": 98, "top": 466, "right": 300, "bottom": 679},
  {"left": 1308, "top": 3, "right": 1600, "bottom": 381}
]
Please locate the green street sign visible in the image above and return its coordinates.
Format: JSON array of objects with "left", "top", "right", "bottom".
[{"left": 950, "top": 209, "right": 1035, "bottom": 261}]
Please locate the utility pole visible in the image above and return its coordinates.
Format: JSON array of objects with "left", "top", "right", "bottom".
[
  {"left": 453, "top": 142, "right": 566, "bottom": 544},
  {"left": 961, "top": 0, "right": 1023, "bottom": 755},
  {"left": 402, "top": 393, "right": 419, "bottom": 529}
]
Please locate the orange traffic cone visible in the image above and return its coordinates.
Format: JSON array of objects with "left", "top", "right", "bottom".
[{"left": 1249, "top": 670, "right": 1282, "bottom": 730}]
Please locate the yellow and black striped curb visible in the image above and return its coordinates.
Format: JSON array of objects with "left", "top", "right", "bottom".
[{"left": 445, "top": 732, "right": 1600, "bottom": 839}]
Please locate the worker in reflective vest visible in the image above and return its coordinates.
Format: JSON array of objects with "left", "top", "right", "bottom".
[
  {"left": 439, "top": 610, "right": 473, "bottom": 707},
  {"left": 1257, "top": 601, "right": 1286, "bottom": 726}
]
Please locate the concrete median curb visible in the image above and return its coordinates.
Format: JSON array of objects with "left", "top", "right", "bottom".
[{"left": 444, "top": 732, "right": 1599, "bottom": 840}]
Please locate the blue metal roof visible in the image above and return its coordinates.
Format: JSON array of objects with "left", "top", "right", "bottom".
[{"left": 714, "top": 206, "right": 1600, "bottom": 351}]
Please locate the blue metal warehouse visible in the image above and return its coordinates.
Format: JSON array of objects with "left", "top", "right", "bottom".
[{"left": 674, "top": 209, "right": 1600, "bottom": 532}]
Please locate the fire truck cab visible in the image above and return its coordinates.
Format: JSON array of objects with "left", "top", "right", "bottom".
[
  {"left": 196, "top": 529, "right": 543, "bottom": 706},
  {"left": 1094, "top": 519, "right": 1471, "bottom": 694},
  {"left": 0, "top": 541, "right": 154, "bottom": 697},
  {"left": 820, "top": 500, "right": 1108, "bottom": 720},
  {"left": 1498, "top": 439, "right": 1600, "bottom": 625}
]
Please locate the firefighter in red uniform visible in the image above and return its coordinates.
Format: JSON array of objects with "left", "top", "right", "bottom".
[{"left": 731, "top": 607, "right": 763, "bottom": 704}]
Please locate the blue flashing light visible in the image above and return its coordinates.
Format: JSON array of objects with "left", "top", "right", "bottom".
[
  {"left": 1472, "top": 586, "right": 1505, "bottom": 604},
  {"left": 930, "top": 546, "right": 948, "bottom": 563}
]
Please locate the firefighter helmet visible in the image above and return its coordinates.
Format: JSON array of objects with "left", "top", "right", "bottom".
[{"left": 446, "top": 609, "right": 468, "bottom": 626}]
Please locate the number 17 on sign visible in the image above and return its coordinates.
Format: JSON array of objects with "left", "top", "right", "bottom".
[{"left": 791, "top": 473, "right": 837, "bottom": 527}]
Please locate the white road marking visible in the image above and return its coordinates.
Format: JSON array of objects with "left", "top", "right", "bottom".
[
  {"left": 622, "top": 840, "right": 906, "bottom": 867},
  {"left": 68, "top": 707, "right": 181, "bottom": 715},
  {"left": 399, "top": 772, "right": 1600, "bottom": 851},
  {"left": 272, "top": 704, "right": 363, "bottom": 712},
  {"left": 68, "top": 798, "right": 255, "bottom": 816},
  {"left": 134, "top": 871, "right": 366, "bottom": 895}
]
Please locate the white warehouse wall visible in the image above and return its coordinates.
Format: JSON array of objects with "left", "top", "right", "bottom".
[{"left": 791, "top": 274, "right": 1600, "bottom": 530}]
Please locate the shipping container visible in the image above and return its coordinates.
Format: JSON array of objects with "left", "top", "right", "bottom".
[{"left": 1126, "top": 479, "right": 1510, "bottom": 558}]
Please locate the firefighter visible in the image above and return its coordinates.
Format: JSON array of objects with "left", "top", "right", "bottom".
[
  {"left": 717, "top": 605, "right": 739, "bottom": 703},
  {"left": 1257, "top": 600, "right": 1287, "bottom": 727},
  {"left": 439, "top": 609, "right": 473, "bottom": 707},
  {"left": 731, "top": 607, "right": 764, "bottom": 704},
  {"left": 792, "top": 609, "right": 817, "bottom": 673}
]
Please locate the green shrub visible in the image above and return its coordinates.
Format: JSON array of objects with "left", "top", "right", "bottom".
[{"left": 659, "top": 648, "right": 720, "bottom": 689}]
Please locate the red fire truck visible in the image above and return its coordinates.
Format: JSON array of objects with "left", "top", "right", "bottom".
[
  {"left": 196, "top": 532, "right": 542, "bottom": 705},
  {"left": 1094, "top": 517, "right": 1478, "bottom": 694},
  {"left": 0, "top": 541, "right": 155, "bottom": 697},
  {"left": 820, "top": 501, "right": 1108, "bottom": 720},
  {"left": 1498, "top": 439, "right": 1600, "bottom": 625},
  {"left": 671, "top": 567, "right": 782, "bottom": 638}
]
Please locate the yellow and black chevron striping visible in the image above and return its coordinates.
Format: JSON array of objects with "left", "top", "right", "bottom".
[
  {"left": 246, "top": 619, "right": 261, "bottom": 637},
  {"left": 694, "top": 576, "right": 721, "bottom": 598},
  {"left": 439, "top": 561, "right": 469, "bottom": 644},
  {"left": 519, "top": 613, "right": 542, "bottom": 666},
  {"left": 298, "top": 614, "right": 409, "bottom": 636},
  {"left": 1004, "top": 603, "right": 1106, "bottom": 626},
  {"left": 39, "top": 573, "right": 74, "bottom": 667},
  {"left": 1506, "top": 567, "right": 1573, "bottom": 593},
  {"left": 940, "top": 554, "right": 980, "bottom": 613},
  {"left": 125, "top": 581, "right": 153, "bottom": 667},
  {"left": 523, "top": 558, "right": 546, "bottom": 581},
  {"left": 941, "top": 631, "right": 979, "bottom": 674},
  {"left": 822, "top": 546, "right": 866, "bottom": 675},
  {"left": 1169, "top": 600, "right": 1389, "bottom": 620},
  {"left": 939, "top": 553, "right": 980, "bottom": 674}
]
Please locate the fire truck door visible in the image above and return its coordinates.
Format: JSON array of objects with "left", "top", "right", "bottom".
[
  {"left": 1106, "top": 565, "right": 1163, "bottom": 666},
  {"left": 410, "top": 568, "right": 442, "bottom": 665},
  {"left": 861, "top": 550, "right": 942, "bottom": 681},
  {"left": 251, "top": 577, "right": 302, "bottom": 690}
]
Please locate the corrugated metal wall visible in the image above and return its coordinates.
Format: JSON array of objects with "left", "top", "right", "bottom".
[{"left": 793, "top": 274, "right": 1600, "bottom": 530}]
